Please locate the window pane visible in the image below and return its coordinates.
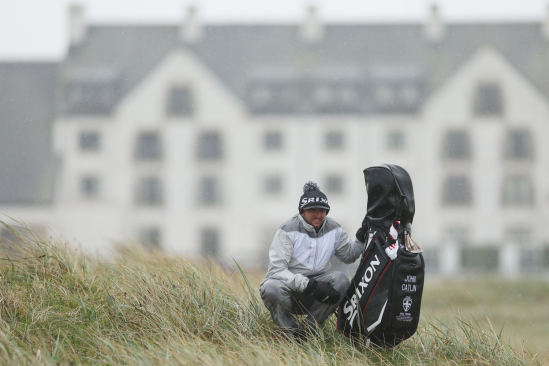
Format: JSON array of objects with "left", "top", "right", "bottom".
[
  {"left": 504, "top": 129, "right": 532, "bottom": 160},
  {"left": 324, "top": 131, "right": 344, "bottom": 149},
  {"left": 506, "top": 227, "right": 531, "bottom": 245},
  {"left": 442, "top": 176, "right": 472, "bottom": 205},
  {"left": 136, "top": 132, "right": 162, "bottom": 161},
  {"left": 79, "top": 131, "right": 100, "bottom": 151},
  {"left": 387, "top": 130, "right": 405, "bottom": 150},
  {"left": 80, "top": 176, "right": 100, "bottom": 198},
  {"left": 474, "top": 83, "right": 503, "bottom": 116},
  {"left": 201, "top": 228, "right": 219, "bottom": 258},
  {"left": 264, "top": 131, "right": 282, "bottom": 150},
  {"left": 325, "top": 175, "right": 343, "bottom": 194},
  {"left": 461, "top": 247, "right": 499, "bottom": 272},
  {"left": 168, "top": 86, "right": 194, "bottom": 116},
  {"left": 136, "top": 177, "right": 163, "bottom": 206},
  {"left": 446, "top": 227, "right": 469, "bottom": 245},
  {"left": 139, "top": 227, "right": 162, "bottom": 250},
  {"left": 197, "top": 132, "right": 222, "bottom": 160},
  {"left": 264, "top": 176, "right": 282, "bottom": 195},
  {"left": 199, "top": 177, "right": 221, "bottom": 205},
  {"left": 502, "top": 175, "right": 533, "bottom": 206},
  {"left": 443, "top": 130, "right": 470, "bottom": 159}
]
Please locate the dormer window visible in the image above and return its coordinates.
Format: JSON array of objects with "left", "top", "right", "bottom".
[
  {"left": 375, "top": 85, "right": 394, "bottom": 106},
  {"left": 168, "top": 86, "right": 194, "bottom": 117},
  {"left": 474, "top": 83, "right": 503, "bottom": 116},
  {"left": 313, "top": 86, "right": 333, "bottom": 106},
  {"left": 401, "top": 85, "right": 419, "bottom": 105},
  {"left": 252, "top": 86, "right": 272, "bottom": 106},
  {"left": 338, "top": 86, "right": 358, "bottom": 105},
  {"left": 79, "top": 131, "right": 100, "bottom": 151},
  {"left": 63, "top": 67, "right": 120, "bottom": 115}
]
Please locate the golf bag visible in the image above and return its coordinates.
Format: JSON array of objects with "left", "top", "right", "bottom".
[{"left": 337, "top": 164, "right": 425, "bottom": 347}]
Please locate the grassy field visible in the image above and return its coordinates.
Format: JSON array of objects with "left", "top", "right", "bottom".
[
  {"left": 421, "top": 278, "right": 549, "bottom": 362},
  {"left": 0, "top": 223, "right": 545, "bottom": 365}
]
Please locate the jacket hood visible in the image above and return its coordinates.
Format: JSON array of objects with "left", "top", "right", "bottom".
[{"left": 363, "top": 164, "right": 415, "bottom": 234}]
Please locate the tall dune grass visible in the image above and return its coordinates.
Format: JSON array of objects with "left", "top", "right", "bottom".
[{"left": 0, "top": 221, "right": 541, "bottom": 365}]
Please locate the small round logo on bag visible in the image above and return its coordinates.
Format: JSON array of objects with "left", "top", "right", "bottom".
[{"left": 403, "top": 296, "right": 412, "bottom": 312}]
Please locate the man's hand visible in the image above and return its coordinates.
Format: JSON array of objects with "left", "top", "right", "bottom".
[
  {"left": 303, "top": 278, "right": 340, "bottom": 304},
  {"left": 355, "top": 215, "right": 369, "bottom": 243}
]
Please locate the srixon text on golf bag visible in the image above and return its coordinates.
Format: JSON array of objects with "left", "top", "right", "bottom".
[{"left": 337, "top": 164, "right": 425, "bottom": 348}]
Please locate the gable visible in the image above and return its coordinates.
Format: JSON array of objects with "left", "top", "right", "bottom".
[
  {"left": 422, "top": 45, "right": 549, "bottom": 122},
  {"left": 114, "top": 47, "right": 246, "bottom": 124}
]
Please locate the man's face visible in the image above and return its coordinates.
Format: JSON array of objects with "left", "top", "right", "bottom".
[{"left": 301, "top": 208, "right": 327, "bottom": 229}]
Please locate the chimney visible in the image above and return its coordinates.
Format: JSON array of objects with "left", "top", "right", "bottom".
[
  {"left": 542, "top": 3, "right": 549, "bottom": 41},
  {"left": 68, "top": 3, "right": 86, "bottom": 46},
  {"left": 181, "top": 5, "right": 202, "bottom": 44},
  {"left": 424, "top": 3, "right": 445, "bottom": 43},
  {"left": 300, "top": 5, "right": 323, "bottom": 44}
]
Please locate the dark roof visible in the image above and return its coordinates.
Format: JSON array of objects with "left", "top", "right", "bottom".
[
  {"left": 59, "top": 22, "right": 549, "bottom": 116},
  {"left": 0, "top": 63, "right": 58, "bottom": 205}
]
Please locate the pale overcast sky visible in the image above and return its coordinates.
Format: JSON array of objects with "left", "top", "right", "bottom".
[{"left": 0, "top": 0, "right": 548, "bottom": 60}]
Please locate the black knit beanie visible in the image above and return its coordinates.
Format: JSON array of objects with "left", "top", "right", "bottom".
[{"left": 298, "top": 181, "right": 330, "bottom": 214}]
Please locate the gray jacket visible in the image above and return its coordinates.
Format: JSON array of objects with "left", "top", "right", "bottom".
[{"left": 261, "top": 214, "right": 365, "bottom": 293}]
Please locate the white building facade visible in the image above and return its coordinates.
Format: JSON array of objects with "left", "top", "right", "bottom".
[{"left": 2, "top": 6, "right": 549, "bottom": 274}]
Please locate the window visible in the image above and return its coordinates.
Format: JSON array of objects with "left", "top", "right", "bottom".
[
  {"left": 252, "top": 86, "right": 272, "bottom": 106},
  {"left": 64, "top": 80, "right": 119, "bottom": 115},
  {"left": 136, "top": 177, "right": 163, "bottom": 206},
  {"left": 386, "top": 131, "right": 405, "bottom": 150},
  {"left": 79, "top": 131, "right": 100, "bottom": 151},
  {"left": 442, "top": 176, "right": 472, "bottom": 206},
  {"left": 338, "top": 86, "right": 358, "bottom": 105},
  {"left": 199, "top": 177, "right": 221, "bottom": 206},
  {"left": 325, "top": 175, "right": 344, "bottom": 194},
  {"left": 201, "top": 228, "right": 220, "bottom": 258},
  {"left": 263, "top": 176, "right": 282, "bottom": 195},
  {"left": 264, "top": 131, "right": 282, "bottom": 150},
  {"left": 80, "top": 176, "right": 100, "bottom": 198},
  {"left": 313, "top": 86, "right": 333, "bottom": 105},
  {"left": 136, "top": 132, "right": 162, "bottom": 161},
  {"left": 443, "top": 130, "right": 471, "bottom": 160},
  {"left": 461, "top": 247, "right": 499, "bottom": 272},
  {"left": 502, "top": 175, "right": 533, "bottom": 206},
  {"left": 506, "top": 227, "right": 531, "bottom": 246},
  {"left": 168, "top": 86, "right": 194, "bottom": 116},
  {"left": 446, "top": 227, "right": 469, "bottom": 245},
  {"left": 474, "top": 83, "right": 503, "bottom": 116},
  {"left": 375, "top": 85, "right": 394, "bottom": 106},
  {"left": 324, "top": 131, "right": 344, "bottom": 150},
  {"left": 139, "top": 227, "right": 162, "bottom": 250},
  {"left": 400, "top": 85, "right": 419, "bottom": 105},
  {"left": 197, "top": 132, "right": 222, "bottom": 160},
  {"left": 504, "top": 129, "right": 532, "bottom": 160}
]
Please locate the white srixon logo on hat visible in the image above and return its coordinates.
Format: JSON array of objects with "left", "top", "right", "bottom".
[{"left": 300, "top": 197, "right": 328, "bottom": 208}]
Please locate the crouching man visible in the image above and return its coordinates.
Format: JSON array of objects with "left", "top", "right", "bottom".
[{"left": 260, "top": 181, "right": 367, "bottom": 341}]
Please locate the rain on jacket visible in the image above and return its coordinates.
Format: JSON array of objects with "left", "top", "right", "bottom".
[{"left": 261, "top": 214, "right": 365, "bottom": 293}]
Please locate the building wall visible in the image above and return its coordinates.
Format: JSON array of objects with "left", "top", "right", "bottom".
[{"left": 10, "top": 44, "right": 546, "bottom": 274}]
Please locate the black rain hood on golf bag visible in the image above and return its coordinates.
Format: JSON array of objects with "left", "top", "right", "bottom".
[{"left": 364, "top": 164, "right": 415, "bottom": 235}]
